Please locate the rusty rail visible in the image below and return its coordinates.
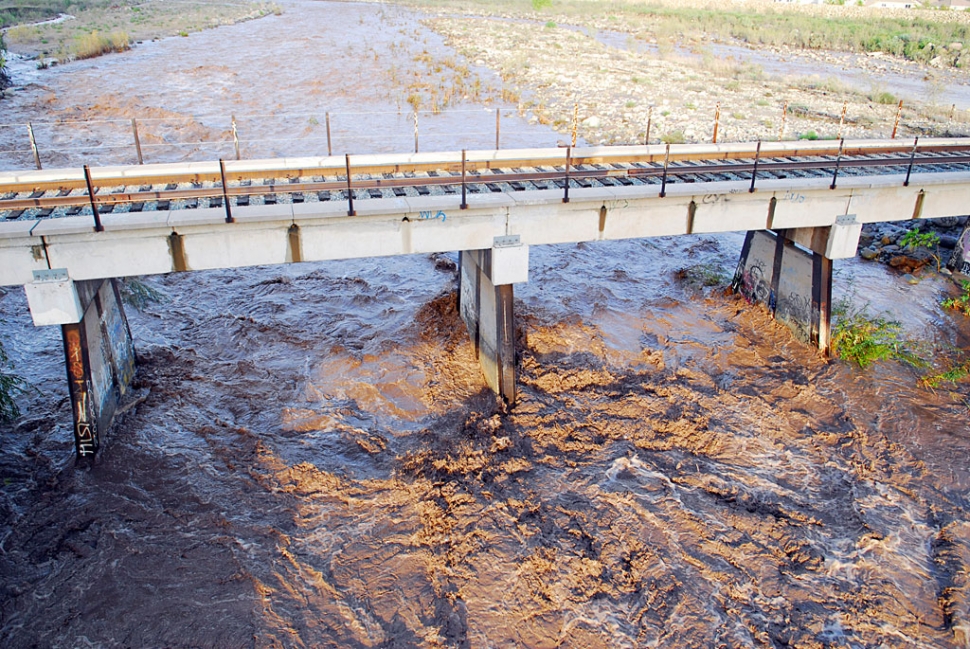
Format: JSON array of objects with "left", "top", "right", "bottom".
[{"left": 2, "top": 140, "right": 969, "bottom": 228}]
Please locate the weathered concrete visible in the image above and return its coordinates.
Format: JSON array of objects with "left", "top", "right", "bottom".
[
  {"left": 734, "top": 230, "right": 834, "bottom": 352},
  {"left": 949, "top": 220, "right": 970, "bottom": 276},
  {"left": 459, "top": 237, "right": 529, "bottom": 404},
  {"left": 60, "top": 279, "right": 136, "bottom": 458},
  {"left": 3, "top": 169, "right": 966, "bottom": 289}
]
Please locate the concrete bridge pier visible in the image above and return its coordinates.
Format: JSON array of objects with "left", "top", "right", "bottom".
[
  {"left": 458, "top": 236, "right": 529, "bottom": 405},
  {"left": 24, "top": 272, "right": 135, "bottom": 459},
  {"left": 733, "top": 216, "right": 862, "bottom": 353}
]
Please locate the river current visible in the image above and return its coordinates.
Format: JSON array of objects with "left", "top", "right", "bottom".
[{"left": 1, "top": 2, "right": 970, "bottom": 647}]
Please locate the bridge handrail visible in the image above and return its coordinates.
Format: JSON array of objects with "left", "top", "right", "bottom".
[{"left": 2, "top": 137, "right": 969, "bottom": 192}]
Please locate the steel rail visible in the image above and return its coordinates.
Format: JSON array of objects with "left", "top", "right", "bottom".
[
  {"left": 2, "top": 145, "right": 970, "bottom": 215},
  {"left": 3, "top": 138, "right": 969, "bottom": 191}
]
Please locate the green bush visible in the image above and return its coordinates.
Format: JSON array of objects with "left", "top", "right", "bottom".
[
  {"left": 0, "top": 340, "right": 28, "bottom": 421},
  {"left": 831, "top": 303, "right": 923, "bottom": 369},
  {"left": 0, "top": 32, "right": 9, "bottom": 94}
]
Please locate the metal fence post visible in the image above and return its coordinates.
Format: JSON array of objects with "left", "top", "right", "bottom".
[
  {"left": 837, "top": 101, "right": 847, "bottom": 141},
  {"left": 413, "top": 111, "right": 419, "bottom": 154},
  {"left": 779, "top": 100, "right": 788, "bottom": 142},
  {"left": 83, "top": 165, "right": 103, "bottom": 232},
  {"left": 495, "top": 109, "right": 501, "bottom": 150},
  {"left": 830, "top": 138, "right": 844, "bottom": 190},
  {"left": 231, "top": 114, "right": 240, "bottom": 160},
  {"left": 904, "top": 137, "right": 919, "bottom": 187},
  {"left": 27, "top": 123, "right": 42, "bottom": 170},
  {"left": 461, "top": 149, "right": 468, "bottom": 210},
  {"left": 131, "top": 118, "right": 144, "bottom": 165},
  {"left": 660, "top": 143, "right": 670, "bottom": 198},
  {"left": 326, "top": 112, "right": 332, "bottom": 156},
  {"left": 563, "top": 146, "right": 571, "bottom": 204},
  {"left": 891, "top": 100, "right": 903, "bottom": 139},
  {"left": 345, "top": 153, "right": 356, "bottom": 216},
  {"left": 645, "top": 106, "right": 653, "bottom": 145},
  {"left": 219, "top": 159, "right": 233, "bottom": 223},
  {"left": 749, "top": 140, "right": 761, "bottom": 193},
  {"left": 571, "top": 102, "right": 579, "bottom": 148},
  {"left": 712, "top": 102, "right": 721, "bottom": 144}
]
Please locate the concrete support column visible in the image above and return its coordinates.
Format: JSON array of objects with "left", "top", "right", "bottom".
[
  {"left": 459, "top": 236, "right": 528, "bottom": 405},
  {"left": 949, "top": 220, "right": 970, "bottom": 276},
  {"left": 733, "top": 218, "right": 856, "bottom": 354},
  {"left": 25, "top": 272, "right": 135, "bottom": 458}
]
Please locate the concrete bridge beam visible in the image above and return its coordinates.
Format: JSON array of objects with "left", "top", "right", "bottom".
[{"left": 459, "top": 236, "right": 529, "bottom": 405}]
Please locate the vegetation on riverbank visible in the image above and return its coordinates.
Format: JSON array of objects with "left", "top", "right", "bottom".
[
  {"left": 831, "top": 301, "right": 925, "bottom": 369},
  {"left": 2, "top": 0, "right": 281, "bottom": 62},
  {"left": 0, "top": 32, "right": 9, "bottom": 93},
  {"left": 396, "top": 0, "right": 970, "bottom": 69}
]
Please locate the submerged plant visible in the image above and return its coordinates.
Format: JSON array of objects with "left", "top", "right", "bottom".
[
  {"left": 120, "top": 277, "right": 166, "bottom": 310},
  {"left": 0, "top": 339, "right": 28, "bottom": 420},
  {"left": 941, "top": 280, "right": 970, "bottom": 317},
  {"left": 920, "top": 356, "right": 970, "bottom": 389},
  {"left": 676, "top": 263, "right": 726, "bottom": 288},
  {"left": 831, "top": 302, "right": 923, "bottom": 369}
]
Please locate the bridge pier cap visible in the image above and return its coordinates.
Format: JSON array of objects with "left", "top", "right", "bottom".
[
  {"left": 23, "top": 269, "right": 85, "bottom": 326},
  {"left": 490, "top": 235, "right": 529, "bottom": 285}
]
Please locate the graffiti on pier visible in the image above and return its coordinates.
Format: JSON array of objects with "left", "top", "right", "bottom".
[
  {"left": 739, "top": 261, "right": 771, "bottom": 306},
  {"left": 777, "top": 291, "right": 812, "bottom": 343},
  {"left": 64, "top": 325, "right": 98, "bottom": 457},
  {"left": 957, "top": 226, "right": 970, "bottom": 276},
  {"left": 419, "top": 210, "right": 446, "bottom": 222}
]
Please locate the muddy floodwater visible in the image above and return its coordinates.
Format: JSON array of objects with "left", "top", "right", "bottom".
[{"left": 2, "top": 2, "right": 970, "bottom": 647}]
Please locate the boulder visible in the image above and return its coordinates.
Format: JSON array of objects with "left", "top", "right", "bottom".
[{"left": 889, "top": 247, "right": 934, "bottom": 274}]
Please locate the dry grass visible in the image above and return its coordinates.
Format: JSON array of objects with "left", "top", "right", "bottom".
[
  {"left": 3, "top": 1, "right": 281, "bottom": 61},
  {"left": 70, "top": 30, "right": 130, "bottom": 60}
]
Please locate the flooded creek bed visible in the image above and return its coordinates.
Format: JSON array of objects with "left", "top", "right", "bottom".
[{"left": 2, "top": 2, "right": 970, "bottom": 647}]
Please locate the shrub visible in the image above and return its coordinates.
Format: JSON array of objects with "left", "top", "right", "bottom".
[
  {"left": 0, "top": 32, "right": 8, "bottom": 94},
  {"left": 70, "top": 30, "right": 131, "bottom": 60},
  {"left": 831, "top": 303, "right": 923, "bottom": 369},
  {"left": 870, "top": 90, "right": 898, "bottom": 105},
  {"left": 661, "top": 130, "right": 686, "bottom": 144}
]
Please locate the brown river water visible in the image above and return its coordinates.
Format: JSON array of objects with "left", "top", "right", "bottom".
[{"left": 2, "top": 2, "right": 970, "bottom": 647}]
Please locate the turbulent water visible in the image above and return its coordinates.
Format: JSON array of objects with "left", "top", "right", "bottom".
[{"left": 2, "top": 2, "right": 970, "bottom": 647}]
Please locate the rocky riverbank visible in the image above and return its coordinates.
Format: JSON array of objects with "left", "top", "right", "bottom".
[{"left": 425, "top": 15, "right": 968, "bottom": 147}]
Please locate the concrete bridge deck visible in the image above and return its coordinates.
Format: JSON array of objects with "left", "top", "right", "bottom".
[
  {"left": 1, "top": 138, "right": 969, "bottom": 287},
  {"left": 3, "top": 137, "right": 969, "bottom": 458}
]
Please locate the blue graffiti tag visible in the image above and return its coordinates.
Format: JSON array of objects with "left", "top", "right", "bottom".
[{"left": 419, "top": 210, "right": 447, "bottom": 222}]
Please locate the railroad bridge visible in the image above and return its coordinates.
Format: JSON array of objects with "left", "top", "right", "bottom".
[{"left": 2, "top": 138, "right": 969, "bottom": 458}]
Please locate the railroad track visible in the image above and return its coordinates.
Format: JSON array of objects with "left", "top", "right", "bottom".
[{"left": 2, "top": 138, "right": 969, "bottom": 226}]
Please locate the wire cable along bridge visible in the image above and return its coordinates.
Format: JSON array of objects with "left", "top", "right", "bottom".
[{"left": 3, "top": 137, "right": 970, "bottom": 458}]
